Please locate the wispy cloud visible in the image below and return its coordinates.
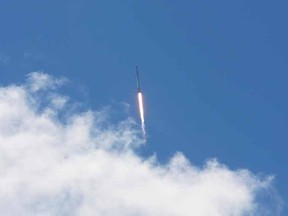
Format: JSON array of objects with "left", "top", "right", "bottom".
[
  {"left": 0, "top": 53, "right": 9, "bottom": 64},
  {"left": 24, "top": 51, "right": 45, "bottom": 61},
  {"left": 0, "top": 72, "right": 282, "bottom": 216},
  {"left": 25, "top": 72, "right": 67, "bottom": 92}
]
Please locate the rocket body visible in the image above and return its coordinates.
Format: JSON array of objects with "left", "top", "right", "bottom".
[{"left": 136, "top": 65, "right": 141, "bottom": 92}]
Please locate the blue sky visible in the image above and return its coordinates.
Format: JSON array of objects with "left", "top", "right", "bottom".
[{"left": 0, "top": 1, "right": 287, "bottom": 214}]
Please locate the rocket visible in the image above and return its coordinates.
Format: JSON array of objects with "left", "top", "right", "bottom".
[
  {"left": 136, "top": 65, "right": 146, "bottom": 137},
  {"left": 136, "top": 65, "right": 141, "bottom": 92}
]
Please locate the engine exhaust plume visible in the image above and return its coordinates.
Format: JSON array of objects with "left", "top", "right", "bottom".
[
  {"left": 138, "top": 92, "right": 146, "bottom": 136},
  {"left": 136, "top": 66, "right": 146, "bottom": 138}
]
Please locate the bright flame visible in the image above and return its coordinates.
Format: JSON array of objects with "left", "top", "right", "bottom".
[{"left": 137, "top": 92, "right": 146, "bottom": 136}]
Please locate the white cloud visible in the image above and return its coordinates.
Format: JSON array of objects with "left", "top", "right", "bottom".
[
  {"left": 0, "top": 72, "right": 282, "bottom": 216},
  {"left": 26, "top": 72, "right": 67, "bottom": 92}
]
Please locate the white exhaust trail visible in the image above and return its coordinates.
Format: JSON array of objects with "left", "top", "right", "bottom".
[{"left": 138, "top": 92, "right": 146, "bottom": 137}]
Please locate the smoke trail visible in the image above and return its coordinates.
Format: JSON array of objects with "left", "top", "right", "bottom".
[
  {"left": 0, "top": 72, "right": 282, "bottom": 216},
  {"left": 137, "top": 92, "right": 146, "bottom": 136}
]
